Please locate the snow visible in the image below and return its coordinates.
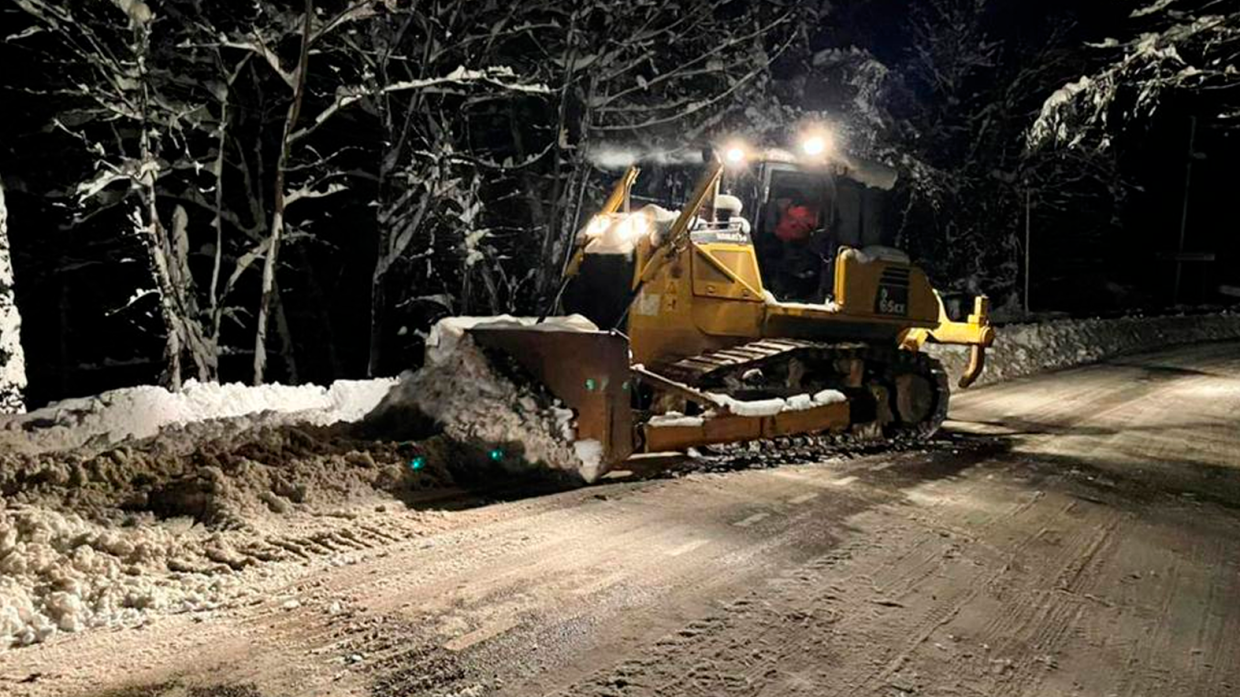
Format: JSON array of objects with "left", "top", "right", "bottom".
[
  {"left": 762, "top": 290, "right": 840, "bottom": 313},
  {"left": 709, "top": 388, "right": 846, "bottom": 417},
  {"left": 0, "top": 378, "right": 397, "bottom": 455},
  {"left": 647, "top": 412, "right": 706, "bottom": 428},
  {"left": 385, "top": 65, "right": 552, "bottom": 96},
  {"left": 1029, "top": 76, "right": 1096, "bottom": 148},
  {"left": 643, "top": 389, "right": 848, "bottom": 432},
  {"left": 573, "top": 440, "right": 605, "bottom": 484},
  {"left": 0, "top": 373, "right": 414, "bottom": 650},
  {"left": 0, "top": 506, "right": 244, "bottom": 650},
  {"left": 712, "top": 395, "right": 787, "bottom": 417},
  {"left": 110, "top": 0, "right": 153, "bottom": 26},
  {"left": 787, "top": 389, "right": 849, "bottom": 411},
  {"left": 0, "top": 180, "right": 25, "bottom": 414},
  {"left": 851, "top": 246, "right": 911, "bottom": 265},
  {"left": 926, "top": 312, "right": 1240, "bottom": 389},
  {"left": 373, "top": 315, "right": 607, "bottom": 482},
  {"left": 425, "top": 314, "right": 598, "bottom": 366},
  {"left": 0, "top": 372, "right": 435, "bottom": 651},
  {"left": 1132, "top": 0, "right": 1176, "bottom": 19}
]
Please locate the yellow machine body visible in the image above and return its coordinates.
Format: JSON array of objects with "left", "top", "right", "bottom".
[{"left": 468, "top": 161, "right": 996, "bottom": 478}]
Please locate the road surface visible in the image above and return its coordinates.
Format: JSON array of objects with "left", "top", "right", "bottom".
[{"left": 4, "top": 341, "right": 1240, "bottom": 696}]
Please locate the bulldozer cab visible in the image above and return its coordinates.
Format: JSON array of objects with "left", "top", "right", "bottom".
[
  {"left": 740, "top": 158, "right": 899, "bottom": 303},
  {"left": 623, "top": 155, "right": 900, "bottom": 304}
]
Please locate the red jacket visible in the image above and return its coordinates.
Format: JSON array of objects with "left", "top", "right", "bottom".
[{"left": 775, "top": 204, "right": 819, "bottom": 242}]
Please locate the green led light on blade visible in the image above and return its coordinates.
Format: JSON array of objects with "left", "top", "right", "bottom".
[
  {"left": 409, "top": 456, "right": 425, "bottom": 471},
  {"left": 489, "top": 448, "right": 504, "bottom": 461}
]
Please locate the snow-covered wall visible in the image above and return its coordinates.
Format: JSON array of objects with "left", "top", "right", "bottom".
[{"left": 927, "top": 312, "right": 1240, "bottom": 389}]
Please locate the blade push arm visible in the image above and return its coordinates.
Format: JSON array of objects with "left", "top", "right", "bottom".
[
  {"left": 633, "top": 160, "right": 724, "bottom": 287},
  {"left": 903, "top": 295, "right": 996, "bottom": 389}
]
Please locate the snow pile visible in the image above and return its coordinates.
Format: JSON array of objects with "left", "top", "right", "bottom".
[
  {"left": 0, "top": 377, "right": 397, "bottom": 455},
  {"left": 1, "top": 423, "right": 424, "bottom": 529},
  {"left": 0, "top": 421, "right": 432, "bottom": 650},
  {"left": 0, "top": 504, "right": 243, "bottom": 650},
  {"left": 366, "top": 315, "right": 605, "bottom": 481},
  {"left": 927, "top": 312, "right": 1240, "bottom": 388}
]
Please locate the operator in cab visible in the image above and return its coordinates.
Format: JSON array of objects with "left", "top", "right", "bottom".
[{"left": 771, "top": 190, "right": 835, "bottom": 303}]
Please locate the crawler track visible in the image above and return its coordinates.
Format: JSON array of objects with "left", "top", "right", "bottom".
[{"left": 652, "top": 340, "right": 951, "bottom": 444}]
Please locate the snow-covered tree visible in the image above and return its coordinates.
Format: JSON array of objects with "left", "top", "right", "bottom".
[
  {"left": 0, "top": 179, "right": 27, "bottom": 414},
  {"left": 10, "top": 0, "right": 221, "bottom": 389},
  {"left": 357, "top": 6, "right": 556, "bottom": 374},
  {"left": 356, "top": 2, "right": 799, "bottom": 374},
  {"left": 546, "top": 1, "right": 800, "bottom": 290},
  {"left": 839, "top": 0, "right": 1129, "bottom": 309},
  {"left": 1030, "top": 0, "right": 1240, "bottom": 149}
]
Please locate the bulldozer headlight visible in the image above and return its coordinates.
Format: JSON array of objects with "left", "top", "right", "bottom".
[
  {"left": 798, "top": 126, "right": 836, "bottom": 159},
  {"left": 582, "top": 214, "right": 612, "bottom": 239},
  {"left": 801, "top": 135, "right": 827, "bottom": 156},
  {"left": 721, "top": 140, "right": 750, "bottom": 168},
  {"left": 613, "top": 213, "right": 652, "bottom": 244}
]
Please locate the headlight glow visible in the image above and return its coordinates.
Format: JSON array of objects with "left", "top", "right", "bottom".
[
  {"left": 802, "top": 135, "right": 827, "bottom": 156},
  {"left": 583, "top": 214, "right": 612, "bottom": 239},
  {"left": 614, "top": 213, "right": 652, "bottom": 243}
]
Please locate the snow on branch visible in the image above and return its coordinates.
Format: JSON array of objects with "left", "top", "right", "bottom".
[
  {"left": 219, "top": 38, "right": 299, "bottom": 89},
  {"left": 1029, "top": 2, "right": 1240, "bottom": 149},
  {"left": 290, "top": 65, "right": 550, "bottom": 144},
  {"left": 308, "top": 1, "right": 379, "bottom": 46},
  {"left": 106, "top": 288, "right": 157, "bottom": 317},
  {"left": 285, "top": 181, "right": 347, "bottom": 207},
  {"left": 75, "top": 158, "right": 163, "bottom": 203},
  {"left": 385, "top": 65, "right": 552, "bottom": 96}
]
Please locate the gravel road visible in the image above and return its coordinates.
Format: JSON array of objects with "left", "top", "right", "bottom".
[{"left": 3, "top": 341, "right": 1239, "bottom": 697}]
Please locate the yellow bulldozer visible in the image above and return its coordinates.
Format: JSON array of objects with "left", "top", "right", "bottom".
[{"left": 465, "top": 142, "right": 995, "bottom": 477}]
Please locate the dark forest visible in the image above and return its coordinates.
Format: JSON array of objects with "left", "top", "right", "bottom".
[{"left": 2, "top": 0, "right": 1237, "bottom": 407}]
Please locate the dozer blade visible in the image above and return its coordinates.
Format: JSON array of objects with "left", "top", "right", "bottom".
[{"left": 467, "top": 326, "right": 634, "bottom": 471}]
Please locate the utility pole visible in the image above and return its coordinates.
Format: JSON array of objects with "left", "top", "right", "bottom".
[{"left": 1174, "top": 115, "right": 1197, "bottom": 305}]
